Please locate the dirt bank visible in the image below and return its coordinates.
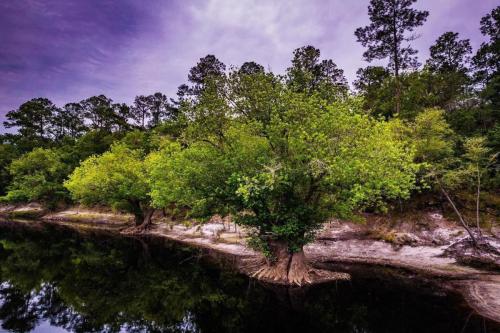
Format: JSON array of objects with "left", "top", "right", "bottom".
[{"left": 1, "top": 204, "right": 499, "bottom": 323}]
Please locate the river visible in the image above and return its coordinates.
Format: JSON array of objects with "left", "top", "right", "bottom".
[{"left": 0, "top": 222, "right": 498, "bottom": 333}]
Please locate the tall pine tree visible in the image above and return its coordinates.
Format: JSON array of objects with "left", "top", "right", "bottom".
[{"left": 355, "top": 0, "right": 428, "bottom": 115}]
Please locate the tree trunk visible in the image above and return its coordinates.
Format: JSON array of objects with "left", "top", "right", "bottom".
[
  {"left": 392, "top": 7, "right": 401, "bottom": 116},
  {"left": 257, "top": 240, "right": 290, "bottom": 283},
  {"left": 134, "top": 211, "right": 144, "bottom": 226},
  {"left": 395, "top": 78, "right": 401, "bottom": 115},
  {"left": 476, "top": 167, "right": 482, "bottom": 235},
  {"left": 137, "top": 207, "right": 155, "bottom": 230},
  {"left": 440, "top": 186, "right": 478, "bottom": 247},
  {"left": 287, "top": 249, "right": 313, "bottom": 286},
  {"left": 127, "top": 201, "right": 155, "bottom": 233}
]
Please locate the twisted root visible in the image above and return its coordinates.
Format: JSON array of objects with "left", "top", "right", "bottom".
[{"left": 243, "top": 243, "right": 350, "bottom": 286}]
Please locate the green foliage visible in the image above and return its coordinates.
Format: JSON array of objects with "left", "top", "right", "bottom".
[
  {"left": 354, "top": 66, "right": 390, "bottom": 113},
  {"left": 79, "top": 95, "right": 130, "bottom": 132},
  {"left": 246, "top": 237, "right": 274, "bottom": 261},
  {"left": 461, "top": 137, "right": 498, "bottom": 190},
  {"left": 3, "top": 98, "right": 57, "bottom": 141},
  {"left": 357, "top": 69, "right": 473, "bottom": 120},
  {"left": 52, "top": 103, "right": 88, "bottom": 140},
  {"left": 412, "top": 108, "right": 455, "bottom": 163},
  {"left": 65, "top": 144, "right": 151, "bottom": 218},
  {"left": 426, "top": 32, "right": 472, "bottom": 74},
  {"left": 473, "top": 6, "right": 500, "bottom": 86},
  {"left": 118, "top": 130, "right": 162, "bottom": 153},
  {"left": 131, "top": 92, "right": 174, "bottom": 129},
  {"left": 149, "top": 71, "right": 420, "bottom": 251},
  {"left": 181, "top": 54, "right": 227, "bottom": 98},
  {"left": 0, "top": 144, "right": 19, "bottom": 195},
  {"left": 69, "top": 129, "right": 119, "bottom": 161},
  {"left": 411, "top": 110, "right": 497, "bottom": 196},
  {"left": 2, "top": 148, "right": 70, "bottom": 207},
  {"left": 463, "top": 137, "right": 491, "bottom": 165},
  {"left": 472, "top": 6, "right": 500, "bottom": 143},
  {"left": 409, "top": 108, "right": 462, "bottom": 194},
  {"left": 147, "top": 124, "right": 269, "bottom": 217},
  {"left": 286, "top": 45, "right": 348, "bottom": 101},
  {"left": 487, "top": 123, "right": 500, "bottom": 152}
]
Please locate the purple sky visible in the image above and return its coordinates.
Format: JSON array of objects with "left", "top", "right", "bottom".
[{"left": 0, "top": 0, "right": 497, "bottom": 133}]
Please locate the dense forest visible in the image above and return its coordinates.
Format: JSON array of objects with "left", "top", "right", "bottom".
[{"left": 1, "top": 0, "right": 498, "bottom": 281}]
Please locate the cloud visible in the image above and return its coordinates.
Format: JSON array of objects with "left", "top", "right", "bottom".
[
  {"left": 1, "top": 0, "right": 498, "bottom": 132},
  {"left": 110, "top": 0, "right": 369, "bottom": 98}
]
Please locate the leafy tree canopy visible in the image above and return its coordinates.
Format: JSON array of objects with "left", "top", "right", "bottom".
[
  {"left": 286, "top": 45, "right": 348, "bottom": 100},
  {"left": 427, "top": 32, "right": 472, "bottom": 74},
  {"left": 2, "top": 148, "right": 70, "bottom": 207},
  {"left": 3, "top": 98, "right": 58, "bottom": 142},
  {"left": 149, "top": 70, "right": 419, "bottom": 251},
  {"left": 64, "top": 144, "right": 153, "bottom": 226}
]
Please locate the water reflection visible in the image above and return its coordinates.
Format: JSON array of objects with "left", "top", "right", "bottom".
[{"left": 0, "top": 222, "right": 498, "bottom": 333}]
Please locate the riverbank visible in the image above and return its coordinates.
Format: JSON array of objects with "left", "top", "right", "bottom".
[{"left": 1, "top": 203, "right": 499, "bottom": 323}]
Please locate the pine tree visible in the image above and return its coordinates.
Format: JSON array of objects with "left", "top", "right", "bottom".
[{"left": 355, "top": 0, "right": 428, "bottom": 115}]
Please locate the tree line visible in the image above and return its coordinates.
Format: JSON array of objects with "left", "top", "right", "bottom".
[{"left": 0, "top": 0, "right": 498, "bottom": 281}]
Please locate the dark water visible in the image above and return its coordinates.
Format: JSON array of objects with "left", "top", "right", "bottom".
[{"left": 0, "top": 222, "right": 498, "bottom": 333}]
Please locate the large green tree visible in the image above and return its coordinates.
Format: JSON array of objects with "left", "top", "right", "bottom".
[
  {"left": 148, "top": 70, "right": 419, "bottom": 285},
  {"left": 410, "top": 108, "right": 497, "bottom": 245},
  {"left": 473, "top": 6, "right": 500, "bottom": 142},
  {"left": 3, "top": 98, "right": 58, "bottom": 143},
  {"left": 425, "top": 32, "right": 472, "bottom": 112},
  {"left": 79, "top": 95, "right": 129, "bottom": 132},
  {"left": 181, "top": 54, "right": 226, "bottom": 98},
  {"left": 2, "top": 148, "right": 70, "bottom": 207},
  {"left": 51, "top": 103, "right": 88, "bottom": 140},
  {"left": 131, "top": 93, "right": 174, "bottom": 129},
  {"left": 286, "top": 45, "right": 348, "bottom": 101},
  {"left": 427, "top": 32, "right": 472, "bottom": 74},
  {"left": 65, "top": 144, "right": 154, "bottom": 228},
  {"left": 355, "top": 0, "right": 429, "bottom": 115},
  {"left": 354, "top": 66, "right": 391, "bottom": 115}
]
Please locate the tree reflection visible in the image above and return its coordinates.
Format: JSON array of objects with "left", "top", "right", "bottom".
[
  {"left": 0, "top": 225, "right": 250, "bottom": 332},
  {"left": 0, "top": 223, "right": 497, "bottom": 333}
]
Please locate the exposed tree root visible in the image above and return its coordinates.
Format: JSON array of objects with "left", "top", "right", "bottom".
[
  {"left": 444, "top": 236, "right": 500, "bottom": 271},
  {"left": 121, "top": 209, "right": 155, "bottom": 235},
  {"left": 121, "top": 222, "right": 153, "bottom": 234},
  {"left": 243, "top": 241, "right": 350, "bottom": 286},
  {"left": 122, "top": 225, "right": 149, "bottom": 234}
]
